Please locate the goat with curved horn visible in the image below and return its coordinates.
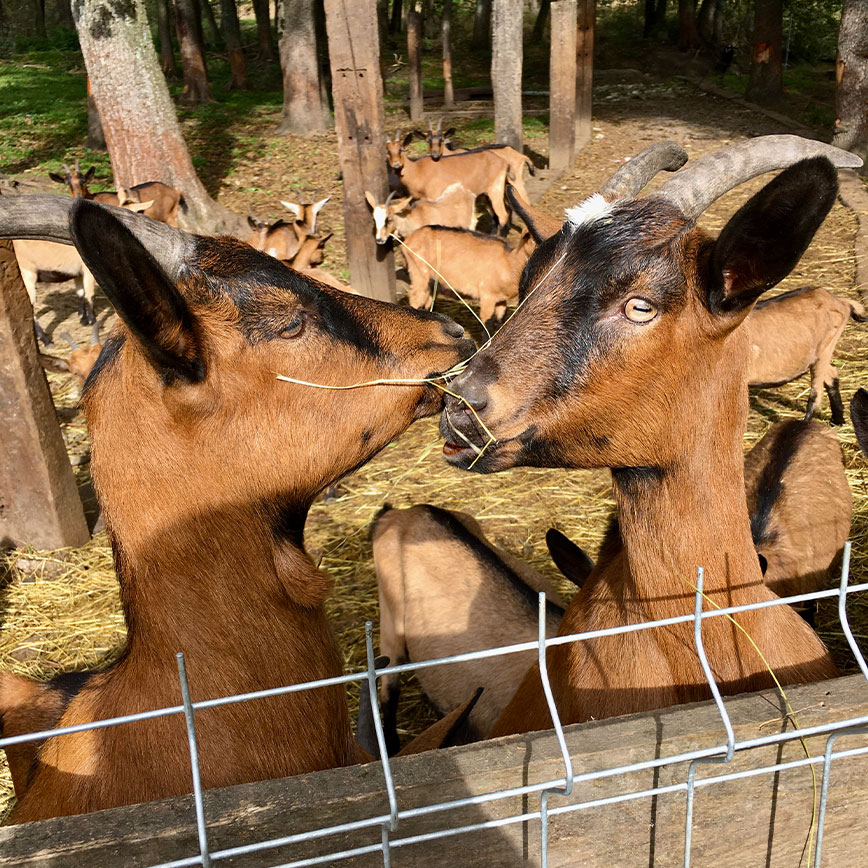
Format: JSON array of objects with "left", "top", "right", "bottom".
[
  {"left": 656, "top": 135, "right": 863, "bottom": 220},
  {"left": 598, "top": 141, "right": 688, "bottom": 200},
  {"left": 0, "top": 194, "right": 191, "bottom": 281}
]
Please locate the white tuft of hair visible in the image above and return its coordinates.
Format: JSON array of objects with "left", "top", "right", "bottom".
[{"left": 565, "top": 193, "right": 613, "bottom": 228}]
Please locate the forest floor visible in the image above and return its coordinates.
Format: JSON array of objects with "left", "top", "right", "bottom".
[{"left": 1, "top": 23, "right": 867, "bottom": 819}]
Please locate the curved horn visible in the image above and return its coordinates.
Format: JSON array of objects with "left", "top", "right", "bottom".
[
  {"left": 656, "top": 135, "right": 864, "bottom": 221},
  {"left": 59, "top": 330, "right": 80, "bottom": 351},
  {"left": 428, "top": 118, "right": 434, "bottom": 134},
  {"left": 74, "top": 159, "right": 80, "bottom": 174},
  {"left": 90, "top": 321, "right": 101, "bottom": 346},
  {"left": 599, "top": 142, "right": 688, "bottom": 200},
  {"left": 0, "top": 195, "right": 191, "bottom": 281},
  {"left": 385, "top": 191, "right": 396, "bottom": 206},
  {"left": 436, "top": 116, "right": 443, "bottom": 134}
]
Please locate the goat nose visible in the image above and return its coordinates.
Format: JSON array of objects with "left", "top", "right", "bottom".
[
  {"left": 441, "top": 318, "right": 466, "bottom": 339},
  {"left": 451, "top": 371, "right": 488, "bottom": 412}
]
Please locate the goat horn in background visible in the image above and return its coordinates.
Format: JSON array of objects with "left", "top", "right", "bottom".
[{"left": 598, "top": 141, "right": 688, "bottom": 201}]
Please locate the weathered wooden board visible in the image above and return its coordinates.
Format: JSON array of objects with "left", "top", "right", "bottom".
[
  {"left": 574, "top": 0, "right": 595, "bottom": 150},
  {"left": 549, "top": 0, "right": 577, "bottom": 173},
  {"left": 0, "top": 239, "right": 90, "bottom": 550},
  {"left": 1, "top": 675, "right": 866, "bottom": 866}
]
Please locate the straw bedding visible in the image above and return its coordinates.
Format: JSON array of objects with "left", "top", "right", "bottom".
[{"left": 2, "top": 86, "right": 867, "bottom": 820}]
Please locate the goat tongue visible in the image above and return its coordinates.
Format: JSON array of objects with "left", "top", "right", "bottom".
[{"left": 442, "top": 441, "right": 465, "bottom": 456}]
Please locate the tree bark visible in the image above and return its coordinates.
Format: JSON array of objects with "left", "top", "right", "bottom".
[
  {"left": 575, "top": 0, "right": 594, "bottom": 149},
  {"left": 532, "top": 0, "right": 550, "bottom": 40},
  {"left": 442, "top": 0, "right": 453, "bottom": 108},
  {"left": 200, "top": 0, "right": 222, "bottom": 48},
  {"left": 472, "top": 0, "right": 492, "bottom": 49},
  {"left": 833, "top": 0, "right": 868, "bottom": 169},
  {"left": 221, "top": 0, "right": 248, "bottom": 89},
  {"left": 697, "top": 0, "right": 721, "bottom": 46},
  {"left": 34, "top": 0, "right": 46, "bottom": 38},
  {"left": 655, "top": 0, "right": 666, "bottom": 26},
  {"left": 492, "top": 0, "right": 523, "bottom": 151},
  {"left": 86, "top": 77, "right": 107, "bottom": 151},
  {"left": 643, "top": 0, "right": 656, "bottom": 37},
  {"left": 677, "top": 0, "right": 700, "bottom": 51},
  {"left": 73, "top": 0, "right": 239, "bottom": 233},
  {"left": 389, "top": 0, "right": 402, "bottom": 33},
  {"left": 745, "top": 0, "right": 783, "bottom": 104},
  {"left": 57, "top": 0, "right": 75, "bottom": 29},
  {"left": 549, "top": 0, "right": 576, "bottom": 172},
  {"left": 174, "top": 0, "right": 213, "bottom": 104},
  {"left": 407, "top": 6, "right": 423, "bottom": 121},
  {"left": 155, "top": 0, "right": 179, "bottom": 76},
  {"left": 278, "top": 0, "right": 330, "bottom": 134},
  {"left": 253, "top": 0, "right": 275, "bottom": 60}
]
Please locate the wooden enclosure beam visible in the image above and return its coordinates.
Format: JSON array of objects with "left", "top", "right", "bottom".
[
  {"left": 575, "top": 0, "right": 595, "bottom": 149},
  {"left": 407, "top": 7, "right": 423, "bottom": 121},
  {"left": 0, "top": 240, "right": 90, "bottom": 550},
  {"left": 549, "top": 0, "right": 577, "bottom": 172},
  {"left": 2, "top": 675, "right": 866, "bottom": 866},
  {"left": 492, "top": 0, "right": 523, "bottom": 152},
  {"left": 324, "top": 0, "right": 396, "bottom": 302}
]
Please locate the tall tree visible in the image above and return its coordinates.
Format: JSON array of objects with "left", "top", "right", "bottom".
[
  {"left": 549, "top": 0, "right": 576, "bottom": 172},
  {"left": 389, "top": 0, "right": 403, "bottom": 33},
  {"left": 472, "top": 0, "right": 492, "bottom": 49},
  {"left": 407, "top": 5, "right": 423, "bottom": 120},
  {"left": 833, "top": 0, "right": 868, "bottom": 168},
  {"left": 86, "top": 77, "right": 106, "bottom": 151},
  {"left": 155, "top": 0, "right": 179, "bottom": 76},
  {"left": 199, "top": 0, "right": 223, "bottom": 48},
  {"left": 174, "top": 0, "right": 213, "bottom": 104},
  {"left": 677, "top": 0, "right": 700, "bottom": 50},
  {"left": 492, "top": 0, "right": 523, "bottom": 151},
  {"left": 745, "top": 0, "right": 783, "bottom": 104},
  {"left": 252, "top": 0, "right": 275, "bottom": 60},
  {"left": 575, "top": 0, "right": 594, "bottom": 149},
  {"left": 34, "top": 0, "right": 46, "bottom": 38},
  {"left": 221, "top": 0, "right": 248, "bottom": 89},
  {"left": 532, "top": 0, "right": 550, "bottom": 40},
  {"left": 73, "top": 0, "right": 239, "bottom": 232},
  {"left": 442, "top": 0, "right": 454, "bottom": 108},
  {"left": 278, "top": 0, "right": 330, "bottom": 134}
]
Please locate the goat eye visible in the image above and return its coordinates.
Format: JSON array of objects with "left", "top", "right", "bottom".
[
  {"left": 279, "top": 313, "right": 305, "bottom": 339},
  {"left": 623, "top": 297, "right": 658, "bottom": 324}
]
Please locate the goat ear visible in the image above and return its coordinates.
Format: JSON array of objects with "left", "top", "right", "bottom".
[
  {"left": 271, "top": 218, "right": 288, "bottom": 230},
  {"left": 851, "top": 388, "right": 868, "bottom": 457},
  {"left": 411, "top": 130, "right": 427, "bottom": 141},
  {"left": 84, "top": 166, "right": 96, "bottom": 183},
  {"left": 506, "top": 184, "right": 563, "bottom": 243},
  {"left": 364, "top": 191, "right": 377, "bottom": 210},
  {"left": 318, "top": 232, "right": 333, "bottom": 248},
  {"left": 393, "top": 196, "right": 413, "bottom": 212},
  {"left": 706, "top": 157, "right": 838, "bottom": 315},
  {"left": 281, "top": 200, "right": 302, "bottom": 219},
  {"left": 311, "top": 195, "right": 331, "bottom": 214},
  {"left": 401, "top": 132, "right": 414, "bottom": 148},
  {"left": 49, "top": 172, "right": 66, "bottom": 184},
  {"left": 444, "top": 128, "right": 456, "bottom": 138},
  {"left": 545, "top": 528, "right": 594, "bottom": 588},
  {"left": 247, "top": 215, "right": 260, "bottom": 231},
  {"left": 69, "top": 200, "right": 205, "bottom": 384}
]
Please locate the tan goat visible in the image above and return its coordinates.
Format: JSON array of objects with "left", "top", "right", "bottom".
[
  {"left": 286, "top": 232, "right": 355, "bottom": 293},
  {"left": 402, "top": 226, "right": 534, "bottom": 328},
  {"left": 365, "top": 185, "right": 477, "bottom": 243},
  {"left": 281, "top": 196, "right": 331, "bottom": 233},
  {"left": 745, "top": 285, "right": 865, "bottom": 423},
  {"left": 40, "top": 323, "right": 103, "bottom": 383},
  {"left": 386, "top": 132, "right": 511, "bottom": 232},
  {"left": 245, "top": 215, "right": 309, "bottom": 261}
]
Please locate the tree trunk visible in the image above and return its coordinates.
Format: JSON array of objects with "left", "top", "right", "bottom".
[
  {"left": 86, "top": 77, "right": 106, "bottom": 151},
  {"left": 221, "top": 0, "right": 248, "bottom": 89},
  {"left": 278, "top": 0, "right": 330, "bottom": 134},
  {"left": 253, "top": 0, "right": 275, "bottom": 60},
  {"left": 697, "top": 0, "right": 721, "bottom": 46},
  {"left": 532, "top": 0, "right": 550, "bottom": 40},
  {"left": 200, "top": 0, "right": 222, "bottom": 48},
  {"left": 655, "top": 0, "right": 666, "bottom": 26},
  {"left": 73, "top": 0, "right": 238, "bottom": 233},
  {"left": 745, "top": 0, "right": 783, "bottom": 104},
  {"left": 472, "top": 0, "right": 492, "bottom": 49},
  {"left": 174, "top": 0, "right": 213, "bottom": 104},
  {"left": 492, "top": 0, "right": 523, "bottom": 151},
  {"left": 643, "top": 0, "right": 656, "bottom": 37},
  {"left": 442, "top": 0, "right": 453, "bottom": 108},
  {"left": 575, "top": 0, "right": 594, "bottom": 149},
  {"left": 377, "top": 0, "right": 388, "bottom": 42},
  {"left": 155, "top": 0, "right": 179, "bottom": 77},
  {"left": 389, "top": 0, "right": 402, "bottom": 33},
  {"left": 34, "top": 0, "right": 46, "bottom": 38},
  {"left": 57, "top": 0, "right": 74, "bottom": 29},
  {"left": 677, "top": 0, "right": 700, "bottom": 50},
  {"left": 407, "top": 6, "right": 423, "bottom": 120},
  {"left": 549, "top": 0, "right": 576, "bottom": 171},
  {"left": 833, "top": 0, "right": 868, "bottom": 169}
]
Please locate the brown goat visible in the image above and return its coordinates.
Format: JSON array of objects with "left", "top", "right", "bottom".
[
  {"left": 386, "top": 132, "right": 511, "bottom": 232},
  {"left": 0, "top": 194, "right": 473, "bottom": 822},
  {"left": 851, "top": 388, "right": 868, "bottom": 456},
  {"left": 286, "top": 232, "right": 355, "bottom": 293},
  {"left": 744, "top": 286, "right": 866, "bottom": 424},
  {"left": 245, "top": 214, "right": 309, "bottom": 261},
  {"left": 438, "top": 137, "right": 861, "bottom": 735},
  {"left": 372, "top": 505, "right": 588, "bottom": 749},
  {"left": 365, "top": 185, "right": 477, "bottom": 244},
  {"left": 49, "top": 162, "right": 184, "bottom": 227},
  {"left": 40, "top": 322, "right": 103, "bottom": 383},
  {"left": 281, "top": 196, "right": 331, "bottom": 233},
  {"left": 402, "top": 226, "right": 534, "bottom": 329}
]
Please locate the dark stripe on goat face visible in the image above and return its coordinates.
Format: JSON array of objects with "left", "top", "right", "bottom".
[
  {"left": 189, "top": 237, "right": 383, "bottom": 356},
  {"left": 81, "top": 332, "right": 126, "bottom": 397}
]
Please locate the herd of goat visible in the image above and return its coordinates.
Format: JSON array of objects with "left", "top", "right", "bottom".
[{"left": 1, "top": 134, "right": 867, "bottom": 825}]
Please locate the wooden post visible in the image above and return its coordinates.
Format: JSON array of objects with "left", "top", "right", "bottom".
[
  {"left": 0, "top": 240, "right": 90, "bottom": 550},
  {"left": 548, "top": 0, "right": 576, "bottom": 172},
  {"left": 442, "top": 0, "right": 454, "bottom": 109},
  {"left": 324, "top": 0, "right": 396, "bottom": 302},
  {"left": 575, "top": 0, "right": 595, "bottom": 150},
  {"left": 492, "top": 0, "right": 523, "bottom": 152},
  {"left": 407, "top": 6, "right": 423, "bottom": 121}
]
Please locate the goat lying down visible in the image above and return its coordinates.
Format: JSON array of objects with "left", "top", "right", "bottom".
[
  {"left": 372, "top": 505, "right": 593, "bottom": 750},
  {"left": 745, "top": 286, "right": 865, "bottom": 424},
  {"left": 374, "top": 419, "right": 850, "bottom": 744}
]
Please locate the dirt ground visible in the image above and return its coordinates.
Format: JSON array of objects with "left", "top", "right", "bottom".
[{"left": 4, "top": 67, "right": 868, "bottom": 817}]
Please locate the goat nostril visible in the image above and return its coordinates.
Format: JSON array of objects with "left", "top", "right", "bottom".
[{"left": 442, "top": 319, "right": 465, "bottom": 339}]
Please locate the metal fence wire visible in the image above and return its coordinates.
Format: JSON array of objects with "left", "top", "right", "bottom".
[{"left": 3, "top": 543, "right": 868, "bottom": 868}]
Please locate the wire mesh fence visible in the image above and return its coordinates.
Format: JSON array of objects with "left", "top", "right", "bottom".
[{"left": 3, "top": 544, "right": 868, "bottom": 868}]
